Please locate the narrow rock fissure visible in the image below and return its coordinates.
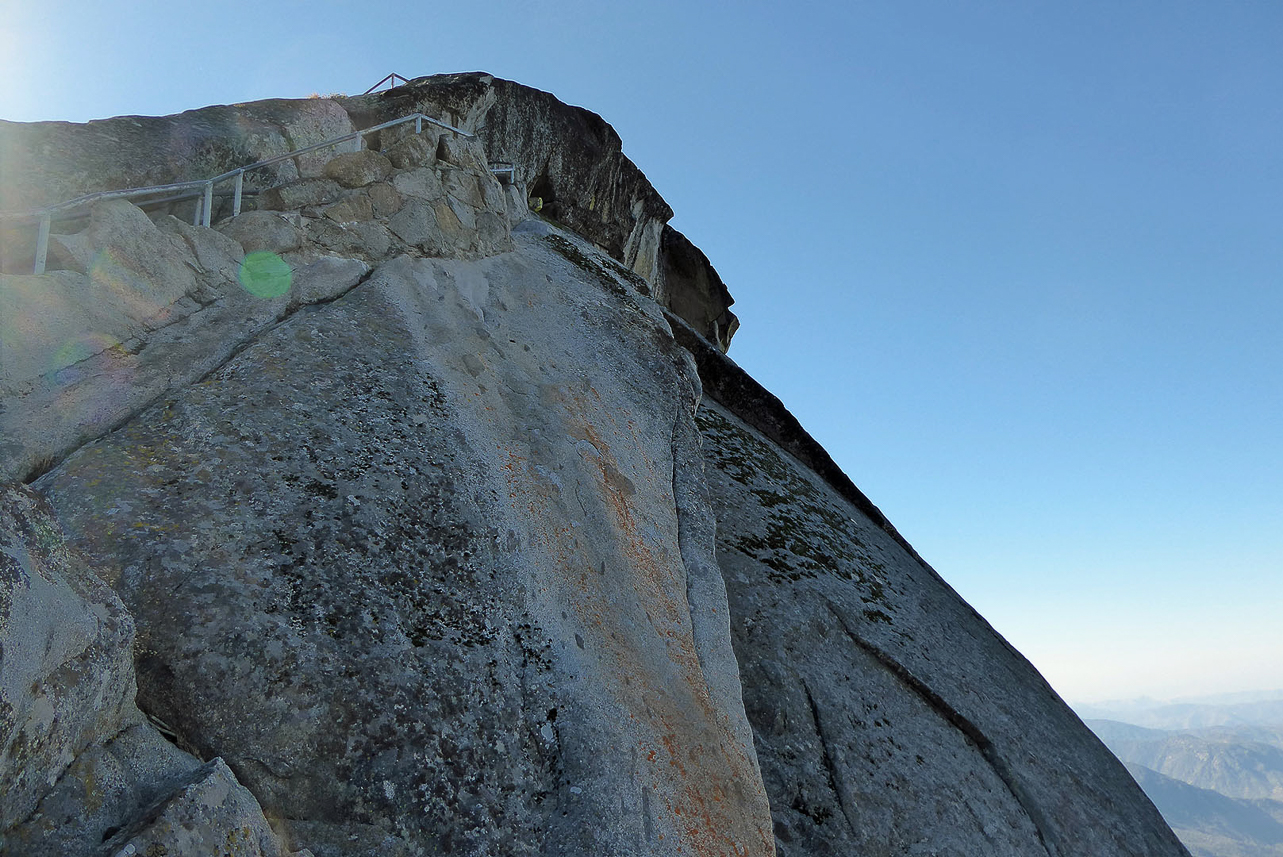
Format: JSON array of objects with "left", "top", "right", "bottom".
[
  {"left": 670, "top": 408, "right": 714, "bottom": 689},
  {"left": 190, "top": 263, "right": 378, "bottom": 388},
  {"left": 8, "top": 720, "right": 163, "bottom": 835},
  {"left": 27, "top": 265, "right": 377, "bottom": 488},
  {"left": 801, "top": 680, "right": 859, "bottom": 838},
  {"left": 821, "top": 599, "right": 1060, "bottom": 857}
]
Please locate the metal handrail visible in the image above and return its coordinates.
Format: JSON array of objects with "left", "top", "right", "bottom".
[
  {"left": 4, "top": 111, "right": 474, "bottom": 274},
  {"left": 363, "top": 73, "right": 412, "bottom": 95}
]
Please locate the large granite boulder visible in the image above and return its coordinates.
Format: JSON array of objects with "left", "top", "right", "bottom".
[
  {"left": 339, "top": 73, "right": 736, "bottom": 349},
  {"left": 35, "top": 225, "right": 774, "bottom": 856},
  {"left": 0, "top": 483, "right": 292, "bottom": 857},
  {"left": 322, "top": 150, "right": 393, "bottom": 189},
  {"left": 259, "top": 178, "right": 345, "bottom": 211},
  {"left": 218, "top": 209, "right": 305, "bottom": 254}
]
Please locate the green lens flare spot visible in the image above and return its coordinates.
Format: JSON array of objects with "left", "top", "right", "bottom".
[{"left": 238, "top": 252, "right": 292, "bottom": 298}]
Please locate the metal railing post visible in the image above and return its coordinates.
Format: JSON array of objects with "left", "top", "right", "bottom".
[
  {"left": 202, "top": 181, "right": 214, "bottom": 227},
  {"left": 34, "top": 214, "right": 50, "bottom": 275},
  {"left": 5, "top": 112, "right": 475, "bottom": 268}
]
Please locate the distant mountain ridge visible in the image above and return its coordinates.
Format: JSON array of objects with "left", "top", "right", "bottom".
[
  {"left": 1079, "top": 694, "right": 1283, "bottom": 731},
  {"left": 1126, "top": 764, "right": 1283, "bottom": 857},
  {"left": 1085, "top": 694, "right": 1283, "bottom": 857}
]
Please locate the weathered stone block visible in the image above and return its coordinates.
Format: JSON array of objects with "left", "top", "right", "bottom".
[
  {"left": 480, "top": 172, "right": 508, "bottom": 212},
  {"left": 307, "top": 219, "right": 392, "bottom": 259},
  {"left": 387, "top": 199, "right": 451, "bottom": 255},
  {"left": 432, "top": 198, "right": 467, "bottom": 247},
  {"left": 444, "top": 195, "right": 477, "bottom": 232},
  {"left": 442, "top": 169, "right": 483, "bottom": 208},
  {"left": 289, "top": 256, "right": 369, "bottom": 308},
  {"left": 436, "top": 133, "right": 484, "bottom": 170},
  {"left": 366, "top": 181, "right": 403, "bottom": 218},
  {"left": 218, "top": 210, "right": 303, "bottom": 254},
  {"left": 322, "top": 194, "right": 374, "bottom": 223},
  {"left": 476, "top": 210, "right": 512, "bottom": 255},
  {"left": 258, "top": 178, "right": 343, "bottom": 211},
  {"left": 386, "top": 134, "right": 436, "bottom": 169},
  {"left": 321, "top": 149, "right": 392, "bottom": 188},
  {"left": 391, "top": 166, "right": 444, "bottom": 201}
]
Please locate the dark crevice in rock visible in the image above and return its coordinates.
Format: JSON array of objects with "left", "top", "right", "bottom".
[
  {"left": 801, "top": 680, "right": 858, "bottom": 838},
  {"left": 20, "top": 455, "right": 60, "bottom": 485},
  {"left": 670, "top": 409, "right": 700, "bottom": 662},
  {"left": 30, "top": 264, "right": 377, "bottom": 489},
  {"left": 140, "top": 709, "right": 184, "bottom": 750},
  {"left": 669, "top": 406, "right": 717, "bottom": 701},
  {"left": 821, "top": 599, "right": 1061, "bottom": 857},
  {"left": 529, "top": 174, "right": 557, "bottom": 214}
]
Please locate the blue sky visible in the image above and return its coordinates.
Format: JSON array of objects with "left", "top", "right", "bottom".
[{"left": 3, "top": 0, "right": 1281, "bottom": 704}]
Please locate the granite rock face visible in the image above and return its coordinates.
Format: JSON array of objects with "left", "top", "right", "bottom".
[
  {"left": 1, "top": 72, "right": 743, "bottom": 349},
  {"left": 33, "top": 226, "right": 773, "bottom": 856},
  {"left": 1, "top": 130, "right": 511, "bottom": 485},
  {"left": 338, "top": 73, "right": 737, "bottom": 348},
  {"left": 0, "top": 483, "right": 138, "bottom": 832},
  {"left": 0, "top": 97, "right": 356, "bottom": 214},
  {"left": 0, "top": 484, "right": 291, "bottom": 857},
  {"left": 658, "top": 225, "right": 738, "bottom": 353},
  {"left": 0, "top": 79, "right": 1190, "bottom": 857}
]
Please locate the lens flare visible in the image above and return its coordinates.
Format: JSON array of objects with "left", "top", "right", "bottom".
[
  {"left": 53, "top": 332, "right": 121, "bottom": 372},
  {"left": 1, "top": 274, "right": 122, "bottom": 383},
  {"left": 238, "top": 252, "right": 292, "bottom": 298}
]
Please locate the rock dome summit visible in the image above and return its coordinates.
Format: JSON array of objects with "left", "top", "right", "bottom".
[{"left": 0, "top": 73, "right": 1189, "bottom": 856}]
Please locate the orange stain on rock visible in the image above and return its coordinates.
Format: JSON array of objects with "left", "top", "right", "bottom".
[{"left": 496, "top": 386, "right": 773, "bottom": 855}]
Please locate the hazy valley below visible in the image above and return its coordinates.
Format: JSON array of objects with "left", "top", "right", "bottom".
[{"left": 1084, "top": 693, "right": 1283, "bottom": 857}]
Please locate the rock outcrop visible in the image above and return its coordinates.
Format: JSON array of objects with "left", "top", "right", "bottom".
[
  {"left": 340, "top": 73, "right": 739, "bottom": 351},
  {"left": 0, "top": 109, "right": 511, "bottom": 485},
  {"left": 2, "top": 72, "right": 739, "bottom": 350},
  {"left": 1, "top": 76, "right": 1187, "bottom": 856},
  {"left": 0, "top": 98, "right": 357, "bottom": 273},
  {"left": 0, "top": 483, "right": 294, "bottom": 856}
]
